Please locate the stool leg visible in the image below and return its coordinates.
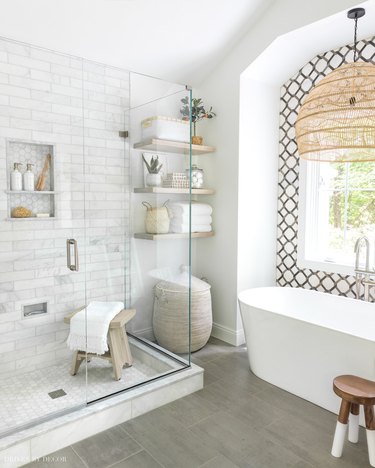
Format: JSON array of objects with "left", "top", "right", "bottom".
[
  {"left": 70, "top": 351, "right": 84, "bottom": 376},
  {"left": 332, "top": 399, "right": 351, "bottom": 458},
  {"left": 349, "top": 403, "right": 360, "bottom": 443},
  {"left": 364, "top": 405, "right": 375, "bottom": 467},
  {"left": 122, "top": 326, "right": 133, "bottom": 367},
  {"left": 108, "top": 329, "right": 123, "bottom": 381}
]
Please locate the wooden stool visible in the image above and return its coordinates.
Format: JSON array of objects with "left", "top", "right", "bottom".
[
  {"left": 332, "top": 375, "right": 375, "bottom": 467},
  {"left": 64, "top": 308, "right": 136, "bottom": 381}
]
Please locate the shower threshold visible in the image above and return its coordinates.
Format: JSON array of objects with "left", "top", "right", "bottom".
[{"left": 0, "top": 338, "right": 203, "bottom": 468}]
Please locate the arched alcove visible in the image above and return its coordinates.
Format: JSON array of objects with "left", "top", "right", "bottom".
[{"left": 237, "top": 1, "right": 375, "bottom": 336}]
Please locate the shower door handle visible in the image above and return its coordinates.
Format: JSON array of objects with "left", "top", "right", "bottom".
[{"left": 66, "top": 239, "right": 79, "bottom": 272}]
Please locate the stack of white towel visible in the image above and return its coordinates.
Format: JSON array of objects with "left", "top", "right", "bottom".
[{"left": 168, "top": 202, "right": 212, "bottom": 233}]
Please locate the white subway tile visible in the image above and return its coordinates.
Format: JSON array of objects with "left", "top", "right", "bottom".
[
  {"left": 9, "top": 117, "right": 51, "bottom": 132},
  {"left": 16, "top": 332, "right": 55, "bottom": 350},
  {"left": 0, "top": 62, "right": 30, "bottom": 77},
  {"left": 52, "top": 103, "right": 83, "bottom": 117},
  {"left": 9, "top": 75, "right": 51, "bottom": 92},
  {"left": 30, "top": 48, "right": 71, "bottom": 66},
  {"left": 14, "top": 276, "right": 54, "bottom": 291},
  {"left": 0, "top": 83, "right": 30, "bottom": 98},
  {"left": 0, "top": 345, "right": 36, "bottom": 363},
  {"left": 0, "top": 341, "right": 15, "bottom": 354},
  {"left": 30, "top": 69, "right": 52, "bottom": 82},
  {"left": 9, "top": 96, "right": 51, "bottom": 112},
  {"left": 36, "top": 321, "right": 67, "bottom": 336},
  {"left": 0, "top": 327, "right": 35, "bottom": 344},
  {"left": 8, "top": 54, "right": 50, "bottom": 72},
  {"left": 0, "top": 270, "right": 33, "bottom": 282},
  {"left": 51, "top": 64, "right": 82, "bottom": 79},
  {"left": 16, "top": 351, "right": 55, "bottom": 369},
  {"left": 32, "top": 110, "right": 70, "bottom": 125},
  {"left": 0, "top": 104, "right": 31, "bottom": 119}
]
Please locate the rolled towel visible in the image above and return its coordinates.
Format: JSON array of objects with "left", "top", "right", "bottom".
[
  {"left": 168, "top": 202, "right": 212, "bottom": 216},
  {"left": 170, "top": 223, "right": 212, "bottom": 233},
  {"left": 172, "top": 214, "right": 212, "bottom": 225},
  {"left": 67, "top": 301, "right": 124, "bottom": 355}
]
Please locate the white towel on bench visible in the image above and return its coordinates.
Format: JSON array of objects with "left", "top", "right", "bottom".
[{"left": 67, "top": 301, "right": 124, "bottom": 355}]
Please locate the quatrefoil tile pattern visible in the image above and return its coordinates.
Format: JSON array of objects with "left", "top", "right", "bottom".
[{"left": 277, "top": 37, "right": 375, "bottom": 301}]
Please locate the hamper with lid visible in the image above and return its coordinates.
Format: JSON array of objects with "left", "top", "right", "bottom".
[{"left": 153, "top": 269, "right": 212, "bottom": 353}]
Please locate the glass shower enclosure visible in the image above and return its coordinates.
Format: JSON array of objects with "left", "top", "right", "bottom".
[{"left": 0, "top": 37, "right": 192, "bottom": 437}]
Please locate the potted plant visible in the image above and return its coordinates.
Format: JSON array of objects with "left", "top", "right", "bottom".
[
  {"left": 180, "top": 97, "right": 216, "bottom": 145},
  {"left": 142, "top": 154, "right": 163, "bottom": 187}
]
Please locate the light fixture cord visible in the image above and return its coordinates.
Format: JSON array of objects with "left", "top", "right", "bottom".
[{"left": 354, "top": 16, "right": 358, "bottom": 62}]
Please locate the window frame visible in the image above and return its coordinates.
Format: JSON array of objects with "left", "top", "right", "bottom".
[{"left": 297, "top": 159, "right": 357, "bottom": 276}]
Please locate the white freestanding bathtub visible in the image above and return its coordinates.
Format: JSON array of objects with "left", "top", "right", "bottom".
[{"left": 238, "top": 286, "right": 375, "bottom": 416}]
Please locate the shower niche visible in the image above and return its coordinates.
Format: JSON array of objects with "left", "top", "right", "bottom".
[{"left": 5, "top": 140, "right": 55, "bottom": 219}]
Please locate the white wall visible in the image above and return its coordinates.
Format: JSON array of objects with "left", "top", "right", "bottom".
[
  {"left": 128, "top": 81, "right": 193, "bottom": 340},
  {"left": 194, "top": 0, "right": 364, "bottom": 345}
]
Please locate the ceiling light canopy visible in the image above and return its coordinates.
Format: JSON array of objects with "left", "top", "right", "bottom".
[{"left": 295, "top": 7, "right": 375, "bottom": 162}]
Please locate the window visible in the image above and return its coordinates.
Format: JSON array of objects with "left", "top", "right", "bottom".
[{"left": 298, "top": 160, "right": 375, "bottom": 275}]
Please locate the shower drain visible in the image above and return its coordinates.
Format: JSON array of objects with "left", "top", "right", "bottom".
[{"left": 48, "top": 389, "right": 67, "bottom": 399}]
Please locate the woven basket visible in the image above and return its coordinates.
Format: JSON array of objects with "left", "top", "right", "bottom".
[
  {"left": 153, "top": 278, "right": 212, "bottom": 353},
  {"left": 142, "top": 201, "right": 170, "bottom": 234}
]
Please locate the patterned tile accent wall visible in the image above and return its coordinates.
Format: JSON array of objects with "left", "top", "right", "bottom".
[{"left": 277, "top": 37, "right": 375, "bottom": 300}]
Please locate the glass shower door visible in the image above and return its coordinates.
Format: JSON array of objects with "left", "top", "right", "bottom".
[{"left": 0, "top": 41, "right": 88, "bottom": 436}]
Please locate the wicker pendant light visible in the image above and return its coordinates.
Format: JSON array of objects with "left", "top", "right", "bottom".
[{"left": 295, "top": 8, "right": 375, "bottom": 162}]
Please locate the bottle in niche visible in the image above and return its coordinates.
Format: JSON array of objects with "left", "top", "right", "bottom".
[
  {"left": 23, "top": 163, "right": 35, "bottom": 191},
  {"left": 10, "top": 163, "right": 22, "bottom": 191}
]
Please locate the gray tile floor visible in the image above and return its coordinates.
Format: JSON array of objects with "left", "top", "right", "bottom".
[{"left": 24, "top": 338, "right": 370, "bottom": 467}]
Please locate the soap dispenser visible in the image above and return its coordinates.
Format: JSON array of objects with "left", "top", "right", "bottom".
[
  {"left": 10, "top": 163, "right": 22, "bottom": 191},
  {"left": 23, "top": 163, "right": 35, "bottom": 191}
]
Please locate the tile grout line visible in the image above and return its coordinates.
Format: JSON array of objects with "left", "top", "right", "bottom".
[
  {"left": 104, "top": 447, "right": 144, "bottom": 468},
  {"left": 117, "top": 425, "right": 168, "bottom": 468},
  {"left": 70, "top": 445, "right": 91, "bottom": 468}
]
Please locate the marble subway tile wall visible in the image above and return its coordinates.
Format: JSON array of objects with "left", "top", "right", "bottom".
[{"left": 0, "top": 38, "right": 130, "bottom": 376}]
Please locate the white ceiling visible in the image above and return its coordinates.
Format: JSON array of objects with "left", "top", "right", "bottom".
[
  {"left": 244, "top": 0, "right": 375, "bottom": 85},
  {"left": 0, "top": 0, "right": 274, "bottom": 86}
]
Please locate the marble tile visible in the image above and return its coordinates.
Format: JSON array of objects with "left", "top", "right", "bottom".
[
  {"left": 0, "top": 338, "right": 185, "bottom": 436},
  {"left": 131, "top": 371, "right": 203, "bottom": 418},
  {"left": 30, "top": 400, "right": 132, "bottom": 460},
  {"left": 0, "top": 440, "right": 30, "bottom": 468}
]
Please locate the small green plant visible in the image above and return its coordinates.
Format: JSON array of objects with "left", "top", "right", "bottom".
[
  {"left": 142, "top": 154, "right": 163, "bottom": 174},
  {"left": 180, "top": 97, "right": 216, "bottom": 136}
]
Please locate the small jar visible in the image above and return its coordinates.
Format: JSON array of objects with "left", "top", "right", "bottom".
[{"left": 186, "top": 165, "right": 204, "bottom": 189}]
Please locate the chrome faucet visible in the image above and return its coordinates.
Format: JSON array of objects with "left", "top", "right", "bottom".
[{"left": 354, "top": 236, "right": 375, "bottom": 301}]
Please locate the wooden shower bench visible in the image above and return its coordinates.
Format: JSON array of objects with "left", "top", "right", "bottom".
[{"left": 64, "top": 307, "right": 136, "bottom": 381}]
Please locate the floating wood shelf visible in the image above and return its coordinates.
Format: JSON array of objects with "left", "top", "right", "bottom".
[
  {"left": 134, "top": 232, "right": 214, "bottom": 240},
  {"left": 133, "top": 138, "right": 215, "bottom": 155},
  {"left": 133, "top": 187, "right": 215, "bottom": 195}
]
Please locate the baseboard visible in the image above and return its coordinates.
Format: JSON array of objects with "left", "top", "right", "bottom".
[{"left": 211, "top": 322, "right": 245, "bottom": 346}]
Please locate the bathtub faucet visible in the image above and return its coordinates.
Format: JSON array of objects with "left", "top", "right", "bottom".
[{"left": 354, "top": 236, "right": 375, "bottom": 301}]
